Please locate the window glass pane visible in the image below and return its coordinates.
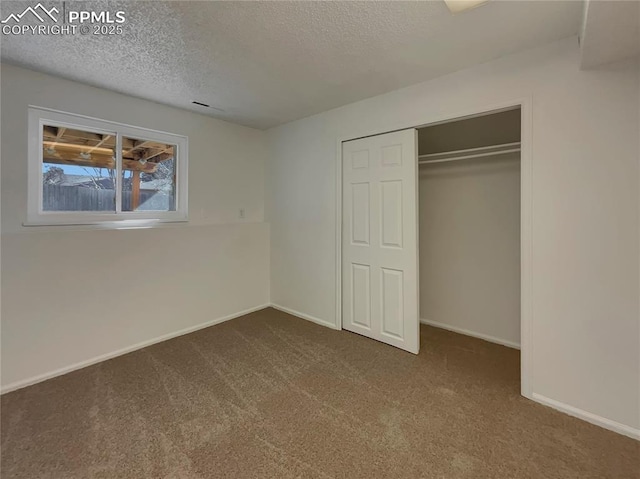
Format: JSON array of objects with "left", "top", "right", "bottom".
[
  {"left": 42, "top": 125, "right": 116, "bottom": 212},
  {"left": 121, "top": 137, "right": 176, "bottom": 212}
]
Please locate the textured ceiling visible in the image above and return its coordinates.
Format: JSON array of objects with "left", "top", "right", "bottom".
[{"left": 1, "top": 1, "right": 582, "bottom": 129}]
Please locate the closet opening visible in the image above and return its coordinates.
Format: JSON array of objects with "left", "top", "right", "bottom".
[
  {"left": 417, "top": 107, "right": 522, "bottom": 364},
  {"left": 338, "top": 100, "right": 531, "bottom": 397}
]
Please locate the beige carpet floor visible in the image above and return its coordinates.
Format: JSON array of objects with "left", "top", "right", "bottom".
[{"left": 1, "top": 307, "right": 638, "bottom": 478}]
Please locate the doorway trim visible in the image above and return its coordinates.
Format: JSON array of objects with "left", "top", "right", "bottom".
[{"left": 335, "top": 97, "right": 533, "bottom": 399}]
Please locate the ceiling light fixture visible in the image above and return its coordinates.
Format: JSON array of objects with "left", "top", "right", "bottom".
[{"left": 444, "top": 0, "right": 489, "bottom": 14}]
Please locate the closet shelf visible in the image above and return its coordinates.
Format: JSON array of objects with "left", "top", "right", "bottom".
[{"left": 418, "top": 142, "right": 520, "bottom": 165}]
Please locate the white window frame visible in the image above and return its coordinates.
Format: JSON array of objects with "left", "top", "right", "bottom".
[{"left": 27, "top": 106, "right": 189, "bottom": 227}]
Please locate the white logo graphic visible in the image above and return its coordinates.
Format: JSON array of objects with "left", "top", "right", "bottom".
[
  {"left": 2, "top": 3, "right": 126, "bottom": 36},
  {"left": 1, "top": 3, "right": 59, "bottom": 24}
]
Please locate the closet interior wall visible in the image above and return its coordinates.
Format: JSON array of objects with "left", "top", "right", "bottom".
[{"left": 418, "top": 109, "right": 522, "bottom": 348}]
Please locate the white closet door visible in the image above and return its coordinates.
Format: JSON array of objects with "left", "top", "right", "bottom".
[{"left": 342, "top": 129, "right": 419, "bottom": 354}]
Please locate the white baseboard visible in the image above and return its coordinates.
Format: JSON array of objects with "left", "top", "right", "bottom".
[
  {"left": 420, "top": 318, "right": 520, "bottom": 350},
  {"left": 10, "top": 305, "right": 636, "bottom": 442},
  {"left": 421, "top": 318, "right": 638, "bottom": 440},
  {"left": 531, "top": 393, "right": 640, "bottom": 441},
  {"left": 270, "top": 303, "right": 339, "bottom": 330},
  {"left": 1, "top": 303, "right": 271, "bottom": 395}
]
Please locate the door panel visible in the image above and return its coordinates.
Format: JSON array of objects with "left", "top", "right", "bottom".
[
  {"left": 351, "top": 264, "right": 371, "bottom": 328},
  {"left": 381, "top": 267, "right": 404, "bottom": 339},
  {"left": 342, "top": 129, "right": 419, "bottom": 354},
  {"left": 381, "top": 180, "right": 403, "bottom": 248},
  {"left": 351, "top": 182, "right": 370, "bottom": 245}
]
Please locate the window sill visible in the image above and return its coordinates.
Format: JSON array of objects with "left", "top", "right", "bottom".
[{"left": 22, "top": 217, "right": 188, "bottom": 230}]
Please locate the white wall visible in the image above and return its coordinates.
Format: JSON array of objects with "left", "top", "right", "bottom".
[
  {"left": 419, "top": 153, "right": 521, "bottom": 347},
  {"left": 266, "top": 38, "right": 640, "bottom": 434},
  {"left": 1, "top": 64, "right": 270, "bottom": 390}
]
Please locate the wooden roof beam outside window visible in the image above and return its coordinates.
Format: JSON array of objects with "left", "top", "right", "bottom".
[{"left": 42, "top": 146, "right": 159, "bottom": 173}]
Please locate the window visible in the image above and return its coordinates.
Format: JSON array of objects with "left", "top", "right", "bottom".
[{"left": 28, "top": 107, "right": 188, "bottom": 226}]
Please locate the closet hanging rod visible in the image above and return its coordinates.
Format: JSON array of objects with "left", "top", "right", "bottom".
[
  {"left": 419, "top": 148, "right": 520, "bottom": 165},
  {"left": 418, "top": 141, "right": 520, "bottom": 160},
  {"left": 418, "top": 142, "right": 521, "bottom": 165}
]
